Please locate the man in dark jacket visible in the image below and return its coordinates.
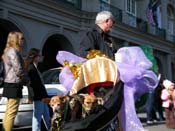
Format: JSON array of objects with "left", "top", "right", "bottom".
[{"left": 77, "top": 11, "right": 116, "bottom": 59}]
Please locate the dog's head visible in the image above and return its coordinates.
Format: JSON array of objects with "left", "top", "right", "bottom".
[
  {"left": 49, "top": 95, "right": 69, "bottom": 113},
  {"left": 80, "top": 94, "right": 97, "bottom": 112},
  {"left": 69, "top": 94, "right": 84, "bottom": 110}
]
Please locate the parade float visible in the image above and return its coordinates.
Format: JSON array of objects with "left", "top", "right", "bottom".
[{"left": 52, "top": 46, "right": 158, "bottom": 131}]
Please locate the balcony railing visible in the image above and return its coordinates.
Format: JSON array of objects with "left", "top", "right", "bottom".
[
  {"left": 126, "top": 15, "right": 167, "bottom": 40},
  {"left": 136, "top": 18, "right": 148, "bottom": 33},
  {"left": 155, "top": 27, "right": 166, "bottom": 39}
]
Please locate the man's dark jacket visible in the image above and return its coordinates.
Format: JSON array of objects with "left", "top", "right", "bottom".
[{"left": 77, "top": 25, "right": 116, "bottom": 59}]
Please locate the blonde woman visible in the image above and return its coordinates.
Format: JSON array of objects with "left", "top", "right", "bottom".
[{"left": 2, "top": 31, "right": 28, "bottom": 131}]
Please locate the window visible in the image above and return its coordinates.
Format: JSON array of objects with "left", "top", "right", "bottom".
[
  {"left": 167, "top": 5, "right": 175, "bottom": 35},
  {"left": 126, "top": 0, "right": 136, "bottom": 16},
  {"left": 100, "top": 0, "right": 110, "bottom": 11}
]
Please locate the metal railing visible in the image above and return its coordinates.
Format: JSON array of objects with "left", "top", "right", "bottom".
[
  {"left": 155, "top": 27, "right": 166, "bottom": 39},
  {"left": 136, "top": 18, "right": 148, "bottom": 33}
]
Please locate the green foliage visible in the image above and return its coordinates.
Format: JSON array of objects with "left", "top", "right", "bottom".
[{"left": 140, "top": 44, "right": 158, "bottom": 73}]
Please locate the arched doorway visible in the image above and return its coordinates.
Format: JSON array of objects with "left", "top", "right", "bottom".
[
  {"left": 0, "top": 19, "right": 20, "bottom": 57},
  {"left": 39, "top": 34, "right": 74, "bottom": 72}
]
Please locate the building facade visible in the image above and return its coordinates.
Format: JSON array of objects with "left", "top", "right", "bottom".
[{"left": 0, "top": 0, "right": 175, "bottom": 80}]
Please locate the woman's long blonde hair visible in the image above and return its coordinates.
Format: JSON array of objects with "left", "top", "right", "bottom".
[{"left": 2, "top": 31, "right": 23, "bottom": 60}]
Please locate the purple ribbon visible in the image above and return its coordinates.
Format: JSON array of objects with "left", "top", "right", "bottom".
[{"left": 115, "top": 47, "right": 158, "bottom": 131}]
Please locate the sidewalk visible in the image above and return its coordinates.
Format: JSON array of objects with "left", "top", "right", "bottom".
[{"left": 138, "top": 113, "right": 174, "bottom": 131}]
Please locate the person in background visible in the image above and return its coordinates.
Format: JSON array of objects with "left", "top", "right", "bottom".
[
  {"left": 2, "top": 31, "right": 29, "bottom": 131},
  {"left": 77, "top": 11, "right": 122, "bottom": 131},
  {"left": 154, "top": 79, "right": 165, "bottom": 121},
  {"left": 146, "top": 86, "right": 159, "bottom": 125},
  {"left": 77, "top": 10, "right": 117, "bottom": 60},
  {"left": 161, "top": 79, "right": 175, "bottom": 129},
  {"left": 24, "top": 48, "right": 51, "bottom": 131}
]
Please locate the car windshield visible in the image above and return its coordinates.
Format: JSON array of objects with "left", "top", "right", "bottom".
[{"left": 42, "top": 68, "right": 61, "bottom": 84}]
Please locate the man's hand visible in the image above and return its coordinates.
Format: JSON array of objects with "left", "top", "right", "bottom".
[
  {"left": 28, "top": 98, "right": 33, "bottom": 104},
  {"left": 42, "top": 97, "right": 51, "bottom": 104}
]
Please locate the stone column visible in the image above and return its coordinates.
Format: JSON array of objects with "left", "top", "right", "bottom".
[
  {"left": 161, "top": 0, "right": 167, "bottom": 29},
  {"left": 166, "top": 54, "right": 172, "bottom": 80}
]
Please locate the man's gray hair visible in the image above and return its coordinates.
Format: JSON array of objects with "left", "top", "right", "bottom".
[{"left": 95, "top": 11, "right": 115, "bottom": 24}]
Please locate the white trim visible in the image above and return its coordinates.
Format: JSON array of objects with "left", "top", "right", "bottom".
[{"left": 126, "top": 0, "right": 136, "bottom": 16}]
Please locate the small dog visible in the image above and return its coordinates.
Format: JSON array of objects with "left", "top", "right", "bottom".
[
  {"left": 68, "top": 94, "right": 84, "bottom": 121},
  {"left": 49, "top": 95, "right": 69, "bottom": 131},
  {"left": 49, "top": 95, "right": 69, "bottom": 112},
  {"left": 69, "top": 94, "right": 104, "bottom": 119},
  {"left": 80, "top": 94, "right": 103, "bottom": 118}
]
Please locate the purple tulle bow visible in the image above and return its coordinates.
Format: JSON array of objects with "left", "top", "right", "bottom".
[
  {"left": 115, "top": 46, "right": 158, "bottom": 131},
  {"left": 56, "top": 51, "right": 86, "bottom": 93},
  {"left": 56, "top": 51, "right": 86, "bottom": 65}
]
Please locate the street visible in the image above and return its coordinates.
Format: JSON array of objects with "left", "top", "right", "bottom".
[
  {"left": 144, "top": 124, "right": 175, "bottom": 131},
  {"left": 138, "top": 113, "right": 175, "bottom": 131}
]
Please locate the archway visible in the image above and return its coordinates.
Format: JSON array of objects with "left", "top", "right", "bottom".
[
  {"left": 39, "top": 34, "right": 74, "bottom": 72},
  {"left": 0, "top": 19, "right": 21, "bottom": 57}
]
